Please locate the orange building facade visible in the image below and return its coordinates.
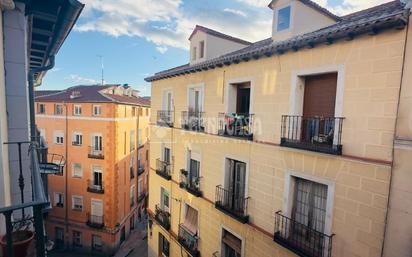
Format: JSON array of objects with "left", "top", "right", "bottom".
[{"left": 35, "top": 85, "right": 150, "bottom": 255}]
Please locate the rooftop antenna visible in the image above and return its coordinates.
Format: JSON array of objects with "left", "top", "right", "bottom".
[{"left": 97, "top": 55, "right": 104, "bottom": 85}]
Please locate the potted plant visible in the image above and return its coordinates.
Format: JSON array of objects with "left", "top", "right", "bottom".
[{"left": 0, "top": 216, "right": 34, "bottom": 257}]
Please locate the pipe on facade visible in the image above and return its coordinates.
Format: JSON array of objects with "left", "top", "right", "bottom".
[{"left": 28, "top": 56, "right": 55, "bottom": 141}]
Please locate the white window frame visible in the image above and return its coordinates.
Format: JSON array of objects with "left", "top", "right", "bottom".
[
  {"left": 93, "top": 105, "right": 102, "bottom": 116},
  {"left": 224, "top": 77, "right": 255, "bottom": 114},
  {"left": 91, "top": 134, "right": 103, "bottom": 151},
  {"left": 161, "top": 88, "right": 173, "bottom": 112},
  {"left": 73, "top": 105, "right": 82, "bottom": 116},
  {"left": 220, "top": 226, "right": 245, "bottom": 257},
  {"left": 221, "top": 154, "right": 250, "bottom": 199},
  {"left": 37, "top": 103, "right": 45, "bottom": 114},
  {"left": 72, "top": 132, "right": 83, "bottom": 145},
  {"left": 274, "top": 4, "right": 293, "bottom": 33},
  {"left": 199, "top": 40, "right": 205, "bottom": 59},
  {"left": 72, "top": 163, "right": 83, "bottom": 178},
  {"left": 283, "top": 170, "right": 335, "bottom": 237},
  {"left": 160, "top": 186, "right": 170, "bottom": 213},
  {"left": 187, "top": 83, "right": 204, "bottom": 113},
  {"left": 289, "top": 65, "right": 345, "bottom": 146},
  {"left": 91, "top": 165, "right": 103, "bottom": 187},
  {"left": 72, "top": 195, "right": 83, "bottom": 211},
  {"left": 54, "top": 192, "right": 64, "bottom": 207},
  {"left": 53, "top": 131, "right": 64, "bottom": 145},
  {"left": 54, "top": 104, "right": 63, "bottom": 115}
]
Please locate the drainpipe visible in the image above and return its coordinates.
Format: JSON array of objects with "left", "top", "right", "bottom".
[{"left": 28, "top": 56, "right": 55, "bottom": 141}]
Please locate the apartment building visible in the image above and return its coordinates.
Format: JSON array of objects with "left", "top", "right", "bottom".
[
  {"left": 0, "top": 1, "right": 83, "bottom": 257},
  {"left": 35, "top": 85, "right": 150, "bottom": 255},
  {"left": 145, "top": 1, "right": 412, "bottom": 257}
]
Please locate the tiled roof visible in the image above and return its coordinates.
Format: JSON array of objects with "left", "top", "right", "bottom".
[
  {"left": 34, "top": 90, "right": 62, "bottom": 97},
  {"left": 145, "top": 1, "right": 409, "bottom": 82},
  {"left": 188, "top": 25, "right": 252, "bottom": 45},
  {"left": 268, "top": 0, "right": 340, "bottom": 21},
  {"left": 35, "top": 85, "right": 150, "bottom": 106}
]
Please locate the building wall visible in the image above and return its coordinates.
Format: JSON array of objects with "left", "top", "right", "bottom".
[
  {"left": 383, "top": 14, "right": 412, "bottom": 257},
  {"left": 36, "top": 100, "right": 150, "bottom": 254},
  {"left": 148, "top": 27, "right": 407, "bottom": 257}
]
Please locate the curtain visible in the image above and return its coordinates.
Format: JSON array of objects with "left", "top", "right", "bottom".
[{"left": 183, "top": 205, "right": 198, "bottom": 235}]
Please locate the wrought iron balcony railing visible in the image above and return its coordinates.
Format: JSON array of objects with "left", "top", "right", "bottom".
[
  {"left": 87, "top": 180, "right": 104, "bottom": 194},
  {"left": 178, "top": 224, "right": 200, "bottom": 257},
  {"left": 280, "top": 115, "right": 344, "bottom": 155},
  {"left": 179, "top": 169, "right": 202, "bottom": 197},
  {"left": 218, "top": 113, "right": 254, "bottom": 140},
  {"left": 274, "top": 211, "right": 334, "bottom": 257},
  {"left": 154, "top": 204, "right": 170, "bottom": 231},
  {"left": 88, "top": 146, "right": 104, "bottom": 159},
  {"left": 86, "top": 213, "right": 104, "bottom": 229},
  {"left": 157, "top": 110, "right": 174, "bottom": 127},
  {"left": 215, "top": 185, "right": 249, "bottom": 223},
  {"left": 156, "top": 159, "right": 171, "bottom": 180},
  {"left": 181, "top": 111, "right": 205, "bottom": 132},
  {"left": 138, "top": 165, "right": 145, "bottom": 176},
  {"left": 0, "top": 142, "right": 49, "bottom": 257}
]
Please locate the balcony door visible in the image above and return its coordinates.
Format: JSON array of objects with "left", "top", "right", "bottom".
[
  {"left": 163, "top": 147, "right": 171, "bottom": 163},
  {"left": 188, "top": 87, "right": 203, "bottom": 113},
  {"left": 161, "top": 187, "right": 170, "bottom": 213},
  {"left": 162, "top": 90, "right": 173, "bottom": 112},
  {"left": 225, "top": 159, "right": 246, "bottom": 212},
  {"left": 92, "top": 166, "right": 103, "bottom": 189},
  {"left": 291, "top": 177, "right": 328, "bottom": 253},
  {"left": 303, "top": 73, "right": 337, "bottom": 118},
  {"left": 222, "top": 229, "right": 242, "bottom": 257},
  {"left": 91, "top": 199, "right": 103, "bottom": 219},
  {"left": 92, "top": 135, "right": 103, "bottom": 151}
]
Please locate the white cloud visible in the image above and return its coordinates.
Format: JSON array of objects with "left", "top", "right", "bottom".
[
  {"left": 235, "top": 0, "right": 269, "bottom": 8},
  {"left": 75, "top": 0, "right": 271, "bottom": 51},
  {"left": 328, "top": 0, "right": 393, "bottom": 15},
  {"left": 223, "top": 8, "right": 247, "bottom": 17},
  {"left": 65, "top": 74, "right": 99, "bottom": 84},
  {"left": 156, "top": 46, "right": 168, "bottom": 54}
]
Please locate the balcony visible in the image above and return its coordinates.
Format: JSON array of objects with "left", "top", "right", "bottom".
[
  {"left": 88, "top": 146, "right": 104, "bottom": 159},
  {"left": 154, "top": 205, "right": 170, "bottom": 231},
  {"left": 157, "top": 110, "right": 174, "bottom": 127},
  {"left": 218, "top": 113, "right": 253, "bottom": 140},
  {"left": 156, "top": 159, "right": 171, "bottom": 180},
  {"left": 0, "top": 142, "right": 49, "bottom": 257},
  {"left": 130, "top": 167, "right": 135, "bottom": 180},
  {"left": 215, "top": 185, "right": 249, "bottom": 224},
  {"left": 87, "top": 180, "right": 104, "bottom": 194},
  {"left": 180, "top": 169, "right": 202, "bottom": 197},
  {"left": 138, "top": 165, "right": 145, "bottom": 176},
  {"left": 181, "top": 111, "right": 205, "bottom": 132},
  {"left": 274, "top": 211, "right": 334, "bottom": 257},
  {"left": 87, "top": 213, "right": 104, "bottom": 229},
  {"left": 178, "top": 224, "right": 200, "bottom": 257},
  {"left": 72, "top": 141, "right": 82, "bottom": 146},
  {"left": 280, "top": 115, "right": 344, "bottom": 155}
]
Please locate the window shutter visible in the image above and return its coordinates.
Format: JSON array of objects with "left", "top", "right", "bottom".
[{"left": 183, "top": 205, "right": 198, "bottom": 235}]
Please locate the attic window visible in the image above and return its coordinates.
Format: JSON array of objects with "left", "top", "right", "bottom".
[
  {"left": 277, "top": 6, "right": 291, "bottom": 32},
  {"left": 199, "top": 41, "right": 205, "bottom": 58}
]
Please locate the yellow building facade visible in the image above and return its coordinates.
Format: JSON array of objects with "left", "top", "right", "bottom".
[{"left": 146, "top": 1, "right": 412, "bottom": 257}]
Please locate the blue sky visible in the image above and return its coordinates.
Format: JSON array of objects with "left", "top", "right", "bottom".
[{"left": 41, "top": 0, "right": 390, "bottom": 96}]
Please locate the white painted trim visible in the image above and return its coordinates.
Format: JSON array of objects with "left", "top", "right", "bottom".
[
  {"left": 161, "top": 87, "right": 174, "bottom": 111},
  {"left": 160, "top": 186, "right": 170, "bottom": 212},
  {"left": 71, "top": 195, "right": 83, "bottom": 210},
  {"left": 282, "top": 170, "right": 335, "bottom": 236},
  {"left": 224, "top": 77, "right": 255, "bottom": 114},
  {"left": 186, "top": 83, "right": 205, "bottom": 112},
  {"left": 220, "top": 225, "right": 245, "bottom": 257},
  {"left": 36, "top": 114, "right": 146, "bottom": 122}
]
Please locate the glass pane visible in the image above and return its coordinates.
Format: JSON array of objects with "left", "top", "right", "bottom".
[{"left": 277, "top": 6, "right": 291, "bottom": 31}]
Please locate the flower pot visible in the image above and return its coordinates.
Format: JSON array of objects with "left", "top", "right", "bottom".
[{"left": 0, "top": 230, "right": 34, "bottom": 257}]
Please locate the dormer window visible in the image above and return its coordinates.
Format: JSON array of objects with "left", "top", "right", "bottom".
[
  {"left": 199, "top": 41, "right": 205, "bottom": 59},
  {"left": 192, "top": 46, "right": 197, "bottom": 61},
  {"left": 276, "top": 5, "right": 291, "bottom": 32}
]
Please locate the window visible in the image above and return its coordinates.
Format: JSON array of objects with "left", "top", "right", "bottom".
[
  {"left": 92, "top": 166, "right": 103, "bottom": 189},
  {"left": 192, "top": 46, "right": 197, "bottom": 61},
  {"left": 225, "top": 158, "right": 246, "bottom": 199},
  {"left": 277, "top": 6, "right": 291, "bottom": 32},
  {"left": 73, "top": 105, "right": 82, "bottom": 115},
  {"left": 130, "top": 130, "right": 136, "bottom": 151},
  {"left": 38, "top": 128, "right": 46, "bottom": 147},
  {"left": 138, "top": 178, "right": 143, "bottom": 197},
  {"left": 132, "top": 107, "right": 136, "bottom": 116},
  {"left": 54, "top": 192, "right": 64, "bottom": 207},
  {"left": 199, "top": 41, "right": 205, "bottom": 58},
  {"left": 163, "top": 147, "right": 171, "bottom": 163},
  {"left": 222, "top": 229, "right": 242, "bottom": 257},
  {"left": 92, "top": 235, "right": 102, "bottom": 252},
  {"left": 130, "top": 185, "right": 136, "bottom": 206},
  {"left": 160, "top": 187, "right": 170, "bottom": 212},
  {"left": 138, "top": 129, "right": 142, "bottom": 147},
  {"left": 145, "top": 108, "right": 149, "bottom": 116},
  {"left": 92, "top": 135, "right": 103, "bottom": 151},
  {"left": 54, "top": 104, "right": 63, "bottom": 115},
  {"left": 72, "top": 195, "right": 83, "bottom": 211},
  {"left": 72, "top": 163, "right": 82, "bottom": 178},
  {"left": 72, "top": 133, "right": 82, "bottom": 145},
  {"left": 183, "top": 205, "right": 198, "bottom": 235},
  {"left": 55, "top": 227, "right": 64, "bottom": 249},
  {"left": 138, "top": 107, "right": 143, "bottom": 116},
  {"left": 159, "top": 233, "right": 170, "bottom": 257},
  {"left": 37, "top": 103, "right": 45, "bottom": 114},
  {"left": 93, "top": 105, "right": 102, "bottom": 116},
  {"left": 54, "top": 131, "right": 64, "bottom": 145},
  {"left": 72, "top": 231, "right": 82, "bottom": 247}
]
